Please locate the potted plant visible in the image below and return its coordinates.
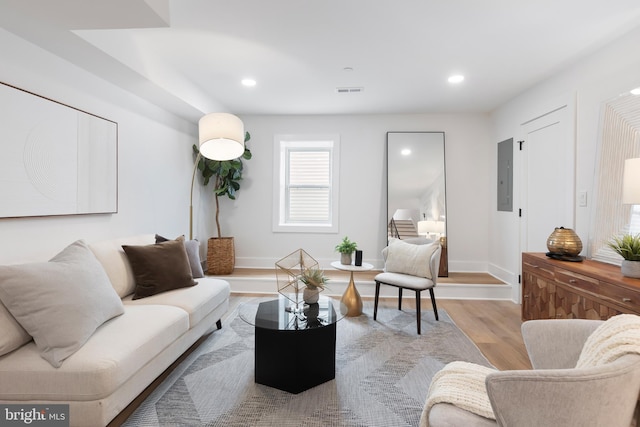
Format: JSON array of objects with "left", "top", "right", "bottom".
[
  {"left": 300, "top": 267, "right": 329, "bottom": 304},
  {"left": 607, "top": 233, "right": 640, "bottom": 278},
  {"left": 193, "top": 132, "right": 252, "bottom": 274},
  {"left": 335, "top": 236, "right": 358, "bottom": 265}
]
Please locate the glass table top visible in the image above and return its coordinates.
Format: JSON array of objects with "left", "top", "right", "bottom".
[{"left": 238, "top": 294, "right": 348, "bottom": 331}]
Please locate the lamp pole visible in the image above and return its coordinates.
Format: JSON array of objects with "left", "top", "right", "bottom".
[{"left": 189, "top": 152, "right": 202, "bottom": 240}]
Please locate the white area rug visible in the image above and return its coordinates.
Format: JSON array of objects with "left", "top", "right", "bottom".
[{"left": 123, "top": 299, "right": 491, "bottom": 427}]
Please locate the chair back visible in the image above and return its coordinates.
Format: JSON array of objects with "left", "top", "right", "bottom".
[{"left": 381, "top": 238, "right": 441, "bottom": 283}]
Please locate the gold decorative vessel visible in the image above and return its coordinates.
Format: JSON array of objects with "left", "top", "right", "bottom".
[{"left": 546, "top": 227, "right": 582, "bottom": 256}]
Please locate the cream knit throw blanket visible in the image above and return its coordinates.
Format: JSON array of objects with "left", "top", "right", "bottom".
[
  {"left": 420, "top": 314, "right": 640, "bottom": 427},
  {"left": 576, "top": 314, "right": 640, "bottom": 368},
  {"left": 419, "top": 361, "right": 497, "bottom": 427}
]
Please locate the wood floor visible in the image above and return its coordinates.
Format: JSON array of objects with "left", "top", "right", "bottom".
[{"left": 228, "top": 268, "right": 507, "bottom": 285}]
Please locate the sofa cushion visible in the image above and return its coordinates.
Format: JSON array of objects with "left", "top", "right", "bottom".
[
  {"left": 89, "top": 235, "right": 155, "bottom": 298},
  {"left": 155, "top": 234, "right": 205, "bottom": 278},
  {"left": 123, "top": 277, "right": 230, "bottom": 327},
  {"left": 0, "top": 240, "right": 125, "bottom": 368},
  {"left": 122, "top": 239, "right": 197, "bottom": 300},
  {"left": 0, "top": 300, "right": 31, "bottom": 356},
  {"left": 0, "top": 305, "right": 189, "bottom": 401},
  {"left": 385, "top": 239, "right": 439, "bottom": 279}
]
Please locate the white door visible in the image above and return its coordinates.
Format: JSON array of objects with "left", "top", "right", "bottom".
[{"left": 520, "top": 106, "right": 575, "bottom": 254}]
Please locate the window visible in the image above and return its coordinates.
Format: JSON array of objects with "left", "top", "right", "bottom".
[{"left": 273, "top": 135, "right": 340, "bottom": 232}]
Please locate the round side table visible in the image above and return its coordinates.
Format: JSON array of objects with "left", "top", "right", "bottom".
[{"left": 330, "top": 261, "right": 374, "bottom": 317}]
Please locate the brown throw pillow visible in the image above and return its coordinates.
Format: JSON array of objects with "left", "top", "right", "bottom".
[{"left": 122, "top": 239, "right": 197, "bottom": 300}]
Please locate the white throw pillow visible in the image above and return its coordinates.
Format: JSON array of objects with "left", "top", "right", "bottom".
[
  {"left": 0, "top": 240, "right": 124, "bottom": 367},
  {"left": 385, "top": 239, "right": 439, "bottom": 279}
]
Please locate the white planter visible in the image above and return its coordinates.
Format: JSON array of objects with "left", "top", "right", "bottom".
[
  {"left": 340, "top": 252, "right": 352, "bottom": 265},
  {"left": 303, "top": 287, "right": 320, "bottom": 304},
  {"left": 621, "top": 260, "right": 640, "bottom": 279}
]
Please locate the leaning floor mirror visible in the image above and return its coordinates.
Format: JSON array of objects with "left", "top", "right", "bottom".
[{"left": 386, "top": 131, "right": 448, "bottom": 276}]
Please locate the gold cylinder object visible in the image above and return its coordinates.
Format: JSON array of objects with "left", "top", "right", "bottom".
[{"left": 546, "top": 227, "right": 582, "bottom": 256}]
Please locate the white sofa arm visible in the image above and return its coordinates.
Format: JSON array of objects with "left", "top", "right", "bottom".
[
  {"left": 486, "top": 355, "right": 640, "bottom": 427},
  {"left": 521, "top": 319, "right": 602, "bottom": 369}
]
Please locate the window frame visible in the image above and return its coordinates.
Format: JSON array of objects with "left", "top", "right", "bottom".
[{"left": 272, "top": 134, "right": 340, "bottom": 233}]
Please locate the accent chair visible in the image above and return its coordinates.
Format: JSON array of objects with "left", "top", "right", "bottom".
[
  {"left": 424, "top": 317, "right": 640, "bottom": 427},
  {"left": 374, "top": 237, "right": 441, "bottom": 334}
]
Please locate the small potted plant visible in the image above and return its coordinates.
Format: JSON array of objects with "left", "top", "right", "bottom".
[
  {"left": 300, "top": 267, "right": 329, "bottom": 304},
  {"left": 607, "top": 233, "right": 640, "bottom": 278},
  {"left": 335, "top": 236, "right": 358, "bottom": 265}
]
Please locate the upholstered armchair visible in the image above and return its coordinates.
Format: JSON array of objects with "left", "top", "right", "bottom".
[
  {"left": 424, "top": 317, "right": 640, "bottom": 427},
  {"left": 374, "top": 238, "right": 441, "bottom": 334}
]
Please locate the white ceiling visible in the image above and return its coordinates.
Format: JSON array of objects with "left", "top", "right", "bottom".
[{"left": 2, "top": 0, "right": 640, "bottom": 121}]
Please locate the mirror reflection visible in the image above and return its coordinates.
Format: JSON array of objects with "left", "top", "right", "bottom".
[{"left": 387, "top": 131, "right": 447, "bottom": 276}]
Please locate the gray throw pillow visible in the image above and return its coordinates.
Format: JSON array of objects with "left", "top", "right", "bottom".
[
  {"left": 123, "top": 239, "right": 197, "bottom": 300},
  {"left": 155, "top": 234, "right": 205, "bottom": 278},
  {"left": 0, "top": 240, "right": 125, "bottom": 367}
]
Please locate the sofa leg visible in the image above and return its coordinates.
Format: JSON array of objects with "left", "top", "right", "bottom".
[{"left": 216, "top": 319, "right": 222, "bottom": 330}]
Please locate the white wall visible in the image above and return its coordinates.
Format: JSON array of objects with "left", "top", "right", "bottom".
[
  {"left": 193, "top": 113, "right": 493, "bottom": 271},
  {"left": 0, "top": 28, "right": 197, "bottom": 264},
  {"left": 490, "top": 25, "right": 640, "bottom": 297}
]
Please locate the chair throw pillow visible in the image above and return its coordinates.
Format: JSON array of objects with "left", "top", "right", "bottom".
[
  {"left": 385, "top": 239, "right": 439, "bottom": 279},
  {"left": 0, "top": 240, "right": 125, "bottom": 367},
  {"left": 155, "top": 234, "right": 204, "bottom": 278},
  {"left": 123, "top": 238, "right": 197, "bottom": 300}
]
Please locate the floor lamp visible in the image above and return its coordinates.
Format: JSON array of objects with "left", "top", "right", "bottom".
[
  {"left": 623, "top": 158, "right": 640, "bottom": 205},
  {"left": 189, "top": 113, "right": 245, "bottom": 240}
]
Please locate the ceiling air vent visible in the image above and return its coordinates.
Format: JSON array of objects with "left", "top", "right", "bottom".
[{"left": 336, "top": 87, "right": 364, "bottom": 94}]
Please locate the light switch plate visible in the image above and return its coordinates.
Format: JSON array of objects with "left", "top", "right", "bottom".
[{"left": 579, "top": 191, "right": 588, "bottom": 207}]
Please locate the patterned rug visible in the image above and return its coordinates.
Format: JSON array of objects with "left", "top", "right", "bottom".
[{"left": 123, "top": 299, "right": 491, "bottom": 427}]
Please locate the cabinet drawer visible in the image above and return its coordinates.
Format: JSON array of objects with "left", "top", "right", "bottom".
[
  {"left": 522, "top": 257, "right": 555, "bottom": 281},
  {"left": 596, "top": 282, "right": 640, "bottom": 313},
  {"left": 554, "top": 269, "right": 599, "bottom": 292}
]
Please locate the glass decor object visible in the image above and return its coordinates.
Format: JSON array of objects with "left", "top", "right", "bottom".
[{"left": 275, "top": 249, "right": 319, "bottom": 313}]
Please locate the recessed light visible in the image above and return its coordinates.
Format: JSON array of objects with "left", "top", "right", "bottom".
[
  {"left": 448, "top": 75, "right": 464, "bottom": 84},
  {"left": 631, "top": 87, "right": 640, "bottom": 95},
  {"left": 401, "top": 148, "right": 411, "bottom": 156},
  {"left": 241, "top": 78, "right": 256, "bottom": 87}
]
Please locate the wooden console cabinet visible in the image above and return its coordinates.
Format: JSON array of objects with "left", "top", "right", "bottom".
[{"left": 522, "top": 252, "right": 640, "bottom": 321}]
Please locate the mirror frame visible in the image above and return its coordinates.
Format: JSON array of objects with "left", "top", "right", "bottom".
[{"left": 386, "top": 131, "right": 448, "bottom": 276}]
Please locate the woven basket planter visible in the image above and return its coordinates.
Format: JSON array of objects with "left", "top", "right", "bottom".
[{"left": 207, "top": 237, "right": 235, "bottom": 275}]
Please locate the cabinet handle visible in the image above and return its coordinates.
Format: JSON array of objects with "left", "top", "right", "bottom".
[
  {"left": 622, "top": 298, "right": 632, "bottom": 302},
  {"left": 569, "top": 279, "right": 577, "bottom": 283}
]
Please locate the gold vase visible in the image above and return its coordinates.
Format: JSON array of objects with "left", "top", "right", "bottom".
[{"left": 546, "top": 227, "right": 582, "bottom": 256}]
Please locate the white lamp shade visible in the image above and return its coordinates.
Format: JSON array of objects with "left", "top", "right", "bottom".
[
  {"left": 198, "top": 113, "right": 245, "bottom": 161},
  {"left": 417, "top": 220, "right": 430, "bottom": 235},
  {"left": 623, "top": 158, "right": 640, "bottom": 204}
]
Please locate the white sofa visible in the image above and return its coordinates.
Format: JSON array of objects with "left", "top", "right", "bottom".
[{"left": 0, "top": 235, "right": 230, "bottom": 427}]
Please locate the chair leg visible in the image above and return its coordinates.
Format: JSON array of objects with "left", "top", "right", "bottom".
[
  {"left": 429, "top": 288, "right": 439, "bottom": 321},
  {"left": 416, "top": 290, "right": 421, "bottom": 335},
  {"left": 398, "top": 288, "right": 403, "bottom": 310},
  {"left": 216, "top": 319, "right": 222, "bottom": 330},
  {"left": 374, "top": 281, "right": 380, "bottom": 320}
]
